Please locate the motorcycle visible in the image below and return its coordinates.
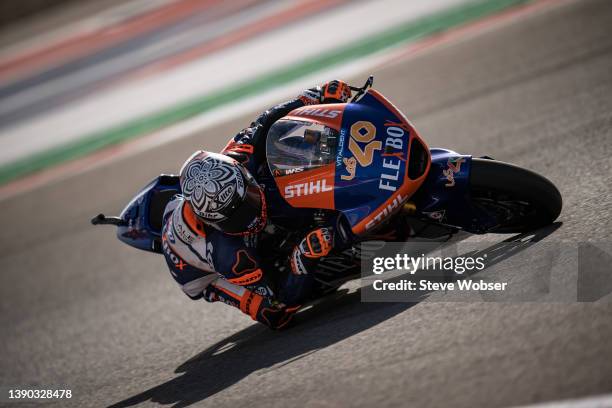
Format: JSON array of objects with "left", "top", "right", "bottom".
[{"left": 93, "top": 76, "right": 562, "bottom": 298}]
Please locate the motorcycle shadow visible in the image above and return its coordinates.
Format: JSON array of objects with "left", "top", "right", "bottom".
[
  {"left": 108, "top": 287, "right": 415, "bottom": 408},
  {"left": 108, "top": 222, "right": 561, "bottom": 408}
]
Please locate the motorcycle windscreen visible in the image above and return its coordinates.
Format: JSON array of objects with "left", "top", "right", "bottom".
[
  {"left": 267, "top": 119, "right": 339, "bottom": 174},
  {"left": 267, "top": 119, "right": 338, "bottom": 209}
]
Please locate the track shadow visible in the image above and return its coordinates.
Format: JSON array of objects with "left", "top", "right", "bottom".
[
  {"left": 462, "top": 221, "right": 563, "bottom": 270},
  {"left": 109, "top": 222, "right": 561, "bottom": 408},
  {"left": 108, "top": 287, "right": 416, "bottom": 408}
]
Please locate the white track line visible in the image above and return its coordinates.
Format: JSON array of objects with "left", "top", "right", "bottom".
[{"left": 0, "top": 0, "right": 471, "bottom": 167}]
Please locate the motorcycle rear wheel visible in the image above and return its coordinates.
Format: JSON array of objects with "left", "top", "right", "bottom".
[{"left": 468, "top": 158, "right": 562, "bottom": 233}]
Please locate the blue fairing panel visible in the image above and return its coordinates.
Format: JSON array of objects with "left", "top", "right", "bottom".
[{"left": 116, "top": 175, "right": 180, "bottom": 253}]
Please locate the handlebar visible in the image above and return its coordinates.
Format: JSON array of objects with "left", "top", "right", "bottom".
[{"left": 349, "top": 75, "right": 374, "bottom": 103}]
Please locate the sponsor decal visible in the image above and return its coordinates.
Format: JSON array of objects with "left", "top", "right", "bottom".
[
  {"left": 348, "top": 121, "right": 381, "bottom": 167},
  {"left": 293, "top": 107, "right": 342, "bottom": 119},
  {"left": 365, "top": 193, "right": 405, "bottom": 230},
  {"left": 341, "top": 120, "right": 381, "bottom": 180},
  {"left": 172, "top": 206, "right": 195, "bottom": 244},
  {"left": 273, "top": 167, "right": 304, "bottom": 177},
  {"left": 335, "top": 128, "right": 347, "bottom": 167},
  {"left": 216, "top": 184, "right": 235, "bottom": 204},
  {"left": 443, "top": 157, "right": 465, "bottom": 187},
  {"left": 378, "top": 121, "right": 410, "bottom": 192},
  {"left": 340, "top": 157, "right": 357, "bottom": 181},
  {"left": 162, "top": 232, "right": 187, "bottom": 272},
  {"left": 284, "top": 167, "right": 304, "bottom": 175},
  {"left": 276, "top": 163, "right": 335, "bottom": 209},
  {"left": 284, "top": 179, "right": 333, "bottom": 198}
]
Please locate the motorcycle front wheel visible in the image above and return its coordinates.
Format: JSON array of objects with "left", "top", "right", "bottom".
[{"left": 468, "top": 158, "right": 562, "bottom": 233}]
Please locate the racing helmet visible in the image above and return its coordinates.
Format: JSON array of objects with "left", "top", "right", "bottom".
[{"left": 179, "top": 151, "right": 266, "bottom": 235}]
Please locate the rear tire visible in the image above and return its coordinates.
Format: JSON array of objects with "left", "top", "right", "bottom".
[{"left": 469, "top": 158, "right": 562, "bottom": 233}]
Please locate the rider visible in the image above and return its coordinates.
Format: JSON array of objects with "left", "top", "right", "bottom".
[{"left": 161, "top": 80, "right": 353, "bottom": 329}]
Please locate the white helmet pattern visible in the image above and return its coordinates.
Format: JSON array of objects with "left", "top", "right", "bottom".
[{"left": 180, "top": 152, "right": 245, "bottom": 221}]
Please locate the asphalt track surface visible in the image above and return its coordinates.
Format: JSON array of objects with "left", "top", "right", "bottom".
[{"left": 1, "top": 0, "right": 612, "bottom": 407}]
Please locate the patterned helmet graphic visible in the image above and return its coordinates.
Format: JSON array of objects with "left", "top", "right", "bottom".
[{"left": 179, "top": 151, "right": 246, "bottom": 221}]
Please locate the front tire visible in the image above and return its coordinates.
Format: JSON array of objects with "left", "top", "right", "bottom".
[{"left": 469, "top": 158, "right": 562, "bottom": 233}]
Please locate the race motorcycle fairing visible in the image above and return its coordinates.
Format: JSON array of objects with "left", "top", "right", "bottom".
[{"left": 267, "top": 89, "right": 430, "bottom": 235}]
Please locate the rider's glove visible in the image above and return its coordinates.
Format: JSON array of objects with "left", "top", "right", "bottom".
[
  {"left": 321, "top": 80, "right": 352, "bottom": 103},
  {"left": 296, "top": 228, "right": 334, "bottom": 259},
  {"left": 299, "top": 87, "right": 324, "bottom": 105},
  {"left": 290, "top": 227, "right": 333, "bottom": 277},
  {"left": 222, "top": 127, "right": 257, "bottom": 163},
  {"left": 298, "top": 80, "right": 352, "bottom": 105}
]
